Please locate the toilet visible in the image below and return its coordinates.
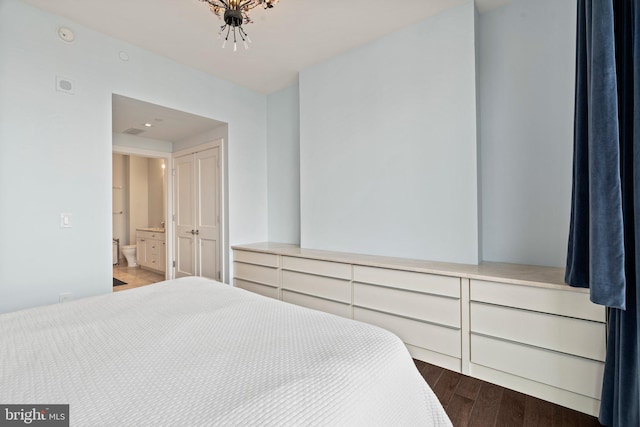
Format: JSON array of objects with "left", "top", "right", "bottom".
[{"left": 121, "top": 245, "right": 137, "bottom": 267}]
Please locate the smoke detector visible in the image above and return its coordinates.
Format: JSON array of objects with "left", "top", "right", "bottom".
[{"left": 58, "top": 27, "right": 75, "bottom": 42}]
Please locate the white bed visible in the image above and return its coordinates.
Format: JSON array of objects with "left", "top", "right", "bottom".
[{"left": 0, "top": 277, "right": 451, "bottom": 426}]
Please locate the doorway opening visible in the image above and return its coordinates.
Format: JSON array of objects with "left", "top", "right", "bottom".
[
  {"left": 111, "top": 94, "right": 228, "bottom": 291},
  {"left": 112, "top": 149, "right": 170, "bottom": 291}
]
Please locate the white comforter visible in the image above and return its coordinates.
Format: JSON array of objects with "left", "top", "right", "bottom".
[{"left": 0, "top": 277, "right": 451, "bottom": 426}]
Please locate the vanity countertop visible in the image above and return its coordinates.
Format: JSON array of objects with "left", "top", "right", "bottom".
[{"left": 137, "top": 228, "right": 165, "bottom": 233}]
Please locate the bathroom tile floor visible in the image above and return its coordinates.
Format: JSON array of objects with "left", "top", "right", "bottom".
[{"left": 113, "top": 262, "right": 165, "bottom": 292}]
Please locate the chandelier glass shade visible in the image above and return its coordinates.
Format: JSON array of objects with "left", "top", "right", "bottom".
[{"left": 199, "top": 0, "right": 279, "bottom": 51}]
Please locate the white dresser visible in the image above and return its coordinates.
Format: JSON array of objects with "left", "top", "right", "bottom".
[
  {"left": 281, "top": 256, "right": 352, "bottom": 318},
  {"left": 353, "top": 266, "right": 463, "bottom": 371},
  {"left": 232, "top": 243, "right": 606, "bottom": 417},
  {"left": 468, "top": 279, "right": 605, "bottom": 415}
]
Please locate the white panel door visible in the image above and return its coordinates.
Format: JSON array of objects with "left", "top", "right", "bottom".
[
  {"left": 173, "top": 145, "right": 221, "bottom": 280},
  {"left": 174, "top": 153, "right": 196, "bottom": 278},
  {"left": 196, "top": 147, "right": 220, "bottom": 280}
]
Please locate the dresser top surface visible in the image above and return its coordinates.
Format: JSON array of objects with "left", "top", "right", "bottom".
[{"left": 232, "top": 242, "right": 585, "bottom": 293}]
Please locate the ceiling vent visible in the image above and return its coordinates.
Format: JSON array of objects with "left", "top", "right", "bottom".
[{"left": 123, "top": 128, "right": 145, "bottom": 135}]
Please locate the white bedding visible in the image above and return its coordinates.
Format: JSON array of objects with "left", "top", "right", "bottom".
[{"left": 0, "top": 277, "right": 451, "bottom": 426}]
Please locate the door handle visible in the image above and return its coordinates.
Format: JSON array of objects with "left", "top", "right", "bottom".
[
  {"left": 195, "top": 229, "right": 200, "bottom": 235},
  {"left": 189, "top": 230, "right": 195, "bottom": 235}
]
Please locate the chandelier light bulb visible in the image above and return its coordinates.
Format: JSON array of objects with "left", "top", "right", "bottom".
[
  {"left": 244, "top": 41, "right": 249, "bottom": 50},
  {"left": 222, "top": 39, "right": 227, "bottom": 48}
]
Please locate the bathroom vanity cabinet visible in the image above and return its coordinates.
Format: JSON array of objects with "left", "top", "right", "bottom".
[{"left": 136, "top": 229, "right": 166, "bottom": 274}]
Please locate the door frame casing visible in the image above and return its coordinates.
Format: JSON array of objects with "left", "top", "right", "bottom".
[
  {"left": 172, "top": 139, "right": 226, "bottom": 283},
  {"left": 112, "top": 145, "right": 174, "bottom": 280}
]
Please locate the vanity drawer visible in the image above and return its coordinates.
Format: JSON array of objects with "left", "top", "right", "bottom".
[
  {"left": 354, "top": 282, "right": 460, "bottom": 328},
  {"left": 354, "top": 307, "right": 461, "bottom": 358},
  {"left": 137, "top": 230, "right": 165, "bottom": 241},
  {"left": 234, "top": 279, "right": 279, "bottom": 300},
  {"left": 471, "top": 302, "right": 606, "bottom": 361},
  {"left": 470, "top": 280, "right": 605, "bottom": 322},
  {"left": 283, "top": 290, "right": 352, "bottom": 319},
  {"left": 353, "top": 266, "right": 460, "bottom": 298},
  {"left": 282, "top": 256, "right": 351, "bottom": 280},
  {"left": 148, "top": 241, "right": 162, "bottom": 255},
  {"left": 147, "top": 256, "right": 162, "bottom": 269},
  {"left": 233, "top": 262, "right": 278, "bottom": 286},
  {"left": 233, "top": 250, "right": 278, "bottom": 267}
]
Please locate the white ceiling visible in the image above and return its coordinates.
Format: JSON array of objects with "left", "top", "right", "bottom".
[{"left": 21, "top": 0, "right": 510, "bottom": 95}]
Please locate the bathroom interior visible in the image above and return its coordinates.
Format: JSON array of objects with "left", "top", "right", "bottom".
[{"left": 112, "top": 153, "right": 167, "bottom": 290}]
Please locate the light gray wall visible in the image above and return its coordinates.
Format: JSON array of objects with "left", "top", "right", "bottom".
[
  {"left": 477, "top": 0, "right": 576, "bottom": 267},
  {"left": 0, "top": 0, "right": 268, "bottom": 313},
  {"left": 299, "top": 1, "right": 479, "bottom": 264},
  {"left": 267, "top": 84, "right": 300, "bottom": 244}
]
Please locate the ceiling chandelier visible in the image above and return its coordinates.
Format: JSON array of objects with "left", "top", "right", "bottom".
[{"left": 199, "top": 0, "right": 279, "bottom": 51}]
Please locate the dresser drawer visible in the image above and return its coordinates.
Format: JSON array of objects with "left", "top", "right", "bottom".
[
  {"left": 353, "top": 266, "right": 460, "bottom": 298},
  {"left": 283, "top": 290, "right": 352, "bottom": 319},
  {"left": 282, "top": 270, "right": 350, "bottom": 303},
  {"left": 282, "top": 256, "right": 351, "bottom": 280},
  {"left": 471, "top": 280, "right": 605, "bottom": 322},
  {"left": 234, "top": 279, "right": 279, "bottom": 300},
  {"left": 354, "top": 283, "right": 460, "bottom": 328},
  {"left": 233, "top": 262, "right": 278, "bottom": 286},
  {"left": 354, "top": 307, "right": 461, "bottom": 358},
  {"left": 471, "top": 302, "right": 605, "bottom": 361},
  {"left": 471, "top": 334, "right": 604, "bottom": 399},
  {"left": 233, "top": 250, "right": 278, "bottom": 267}
]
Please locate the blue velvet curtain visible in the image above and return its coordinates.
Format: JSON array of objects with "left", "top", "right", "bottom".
[{"left": 566, "top": 1, "right": 640, "bottom": 426}]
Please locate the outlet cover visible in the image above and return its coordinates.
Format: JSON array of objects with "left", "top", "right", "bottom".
[{"left": 59, "top": 292, "right": 73, "bottom": 303}]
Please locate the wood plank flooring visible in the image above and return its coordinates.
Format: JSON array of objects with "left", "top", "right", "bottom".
[{"left": 413, "top": 359, "right": 603, "bottom": 427}]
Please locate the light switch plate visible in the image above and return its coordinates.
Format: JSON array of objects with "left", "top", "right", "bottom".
[{"left": 60, "top": 213, "right": 72, "bottom": 228}]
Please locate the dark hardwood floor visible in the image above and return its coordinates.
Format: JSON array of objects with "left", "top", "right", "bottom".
[{"left": 413, "top": 359, "right": 603, "bottom": 427}]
